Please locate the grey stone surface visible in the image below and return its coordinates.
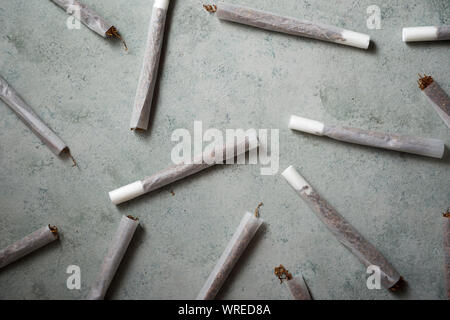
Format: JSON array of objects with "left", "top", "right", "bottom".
[{"left": 0, "top": 0, "right": 449, "bottom": 300}]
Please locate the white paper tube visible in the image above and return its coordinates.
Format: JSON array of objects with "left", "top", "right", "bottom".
[
  {"left": 0, "top": 75, "right": 70, "bottom": 156},
  {"left": 213, "top": 3, "right": 370, "bottom": 49},
  {"left": 286, "top": 275, "right": 311, "bottom": 300},
  {"left": 403, "top": 26, "right": 450, "bottom": 42},
  {"left": 87, "top": 215, "right": 139, "bottom": 300},
  {"left": 196, "top": 212, "right": 263, "bottom": 300},
  {"left": 130, "top": 0, "right": 170, "bottom": 130},
  {"left": 0, "top": 225, "right": 58, "bottom": 269},
  {"left": 109, "top": 135, "right": 259, "bottom": 205},
  {"left": 282, "top": 166, "right": 402, "bottom": 289},
  {"left": 419, "top": 76, "right": 450, "bottom": 129},
  {"left": 288, "top": 115, "right": 445, "bottom": 159},
  {"left": 50, "top": 0, "right": 123, "bottom": 40}
]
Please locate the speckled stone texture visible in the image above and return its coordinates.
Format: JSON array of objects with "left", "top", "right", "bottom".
[{"left": 0, "top": 0, "right": 449, "bottom": 299}]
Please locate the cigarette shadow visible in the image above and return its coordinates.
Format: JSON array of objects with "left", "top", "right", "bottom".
[
  {"left": 405, "top": 40, "right": 450, "bottom": 48},
  {"left": 215, "top": 223, "right": 267, "bottom": 300},
  {"left": 0, "top": 237, "right": 62, "bottom": 275},
  {"left": 104, "top": 224, "right": 145, "bottom": 300},
  {"left": 218, "top": 20, "right": 377, "bottom": 54},
  {"left": 133, "top": 0, "right": 177, "bottom": 139}
]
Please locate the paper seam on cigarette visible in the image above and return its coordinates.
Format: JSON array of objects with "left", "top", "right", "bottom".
[
  {"left": 215, "top": 3, "right": 370, "bottom": 49},
  {"left": 282, "top": 166, "right": 401, "bottom": 289},
  {"left": 130, "top": 5, "right": 168, "bottom": 130},
  {"left": 109, "top": 137, "right": 258, "bottom": 205},
  {"left": 87, "top": 216, "right": 139, "bottom": 300},
  {"left": 196, "top": 212, "right": 263, "bottom": 300},
  {"left": 0, "top": 75, "right": 69, "bottom": 156},
  {"left": 0, "top": 225, "right": 58, "bottom": 269},
  {"left": 50, "top": 0, "right": 113, "bottom": 37}
]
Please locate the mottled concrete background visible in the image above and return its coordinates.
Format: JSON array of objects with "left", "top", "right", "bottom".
[{"left": 0, "top": 0, "right": 449, "bottom": 300}]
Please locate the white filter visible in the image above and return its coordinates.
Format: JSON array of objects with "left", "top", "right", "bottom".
[{"left": 402, "top": 27, "right": 437, "bottom": 42}]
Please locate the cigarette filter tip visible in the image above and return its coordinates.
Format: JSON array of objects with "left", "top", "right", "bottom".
[
  {"left": 282, "top": 166, "right": 312, "bottom": 193},
  {"left": 402, "top": 27, "right": 437, "bottom": 42},
  {"left": 109, "top": 181, "right": 145, "bottom": 205},
  {"left": 340, "top": 30, "right": 370, "bottom": 49},
  {"left": 289, "top": 115, "right": 325, "bottom": 136}
]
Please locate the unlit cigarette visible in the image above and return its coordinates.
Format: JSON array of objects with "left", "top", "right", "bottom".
[
  {"left": 288, "top": 115, "right": 445, "bottom": 158},
  {"left": 444, "top": 209, "right": 450, "bottom": 300},
  {"left": 50, "top": 0, "right": 127, "bottom": 49},
  {"left": 0, "top": 225, "right": 58, "bottom": 269},
  {"left": 204, "top": 3, "right": 370, "bottom": 49},
  {"left": 274, "top": 265, "right": 311, "bottom": 300},
  {"left": 418, "top": 75, "right": 450, "bottom": 129},
  {"left": 109, "top": 135, "right": 258, "bottom": 205},
  {"left": 282, "top": 166, "right": 401, "bottom": 289},
  {"left": 196, "top": 211, "right": 263, "bottom": 300},
  {"left": 130, "top": 0, "right": 170, "bottom": 130},
  {"left": 0, "top": 75, "right": 75, "bottom": 162},
  {"left": 87, "top": 215, "right": 139, "bottom": 300},
  {"left": 402, "top": 26, "right": 450, "bottom": 42}
]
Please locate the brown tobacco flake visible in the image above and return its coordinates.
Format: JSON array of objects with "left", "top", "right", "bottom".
[
  {"left": 127, "top": 215, "right": 139, "bottom": 221},
  {"left": 203, "top": 4, "right": 217, "bottom": 13},
  {"left": 274, "top": 264, "right": 292, "bottom": 283},
  {"left": 443, "top": 208, "right": 450, "bottom": 218},
  {"left": 106, "top": 26, "right": 128, "bottom": 51},
  {"left": 170, "top": 190, "right": 175, "bottom": 196},
  {"left": 389, "top": 277, "right": 405, "bottom": 292},
  {"left": 254, "top": 202, "right": 263, "bottom": 217},
  {"left": 418, "top": 74, "right": 434, "bottom": 90},
  {"left": 48, "top": 225, "right": 59, "bottom": 237}
]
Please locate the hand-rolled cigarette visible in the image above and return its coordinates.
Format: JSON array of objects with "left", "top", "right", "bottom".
[
  {"left": 196, "top": 211, "right": 263, "bottom": 300},
  {"left": 288, "top": 115, "right": 445, "bottom": 159},
  {"left": 444, "top": 208, "right": 450, "bottom": 300},
  {"left": 109, "top": 135, "right": 259, "bottom": 205},
  {"left": 130, "top": 0, "right": 170, "bottom": 131},
  {"left": 418, "top": 75, "right": 450, "bottom": 129},
  {"left": 282, "top": 166, "right": 401, "bottom": 289},
  {"left": 0, "top": 75, "right": 76, "bottom": 164},
  {"left": 203, "top": 3, "right": 370, "bottom": 49},
  {"left": 87, "top": 215, "right": 139, "bottom": 300},
  {"left": 274, "top": 265, "right": 311, "bottom": 300},
  {"left": 402, "top": 26, "right": 450, "bottom": 42},
  {"left": 50, "top": 0, "right": 127, "bottom": 49},
  {"left": 0, "top": 225, "right": 58, "bottom": 269}
]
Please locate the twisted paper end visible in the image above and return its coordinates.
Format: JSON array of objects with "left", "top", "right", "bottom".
[
  {"left": 274, "top": 265, "right": 292, "bottom": 283},
  {"left": 127, "top": 215, "right": 139, "bottom": 221},
  {"left": 48, "top": 225, "right": 59, "bottom": 237},
  {"left": 106, "top": 26, "right": 128, "bottom": 51},
  {"left": 203, "top": 4, "right": 217, "bottom": 13},
  {"left": 254, "top": 202, "right": 263, "bottom": 218},
  {"left": 418, "top": 74, "right": 434, "bottom": 90}
]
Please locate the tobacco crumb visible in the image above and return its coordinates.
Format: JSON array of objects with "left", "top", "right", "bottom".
[
  {"left": 274, "top": 264, "right": 292, "bottom": 283},
  {"left": 203, "top": 4, "right": 217, "bottom": 13},
  {"left": 170, "top": 190, "right": 175, "bottom": 196},
  {"left": 418, "top": 74, "right": 434, "bottom": 90},
  {"left": 127, "top": 215, "right": 139, "bottom": 221},
  {"left": 443, "top": 208, "right": 450, "bottom": 218},
  {"left": 48, "top": 225, "right": 59, "bottom": 237},
  {"left": 254, "top": 202, "right": 263, "bottom": 217},
  {"left": 106, "top": 26, "right": 128, "bottom": 51}
]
